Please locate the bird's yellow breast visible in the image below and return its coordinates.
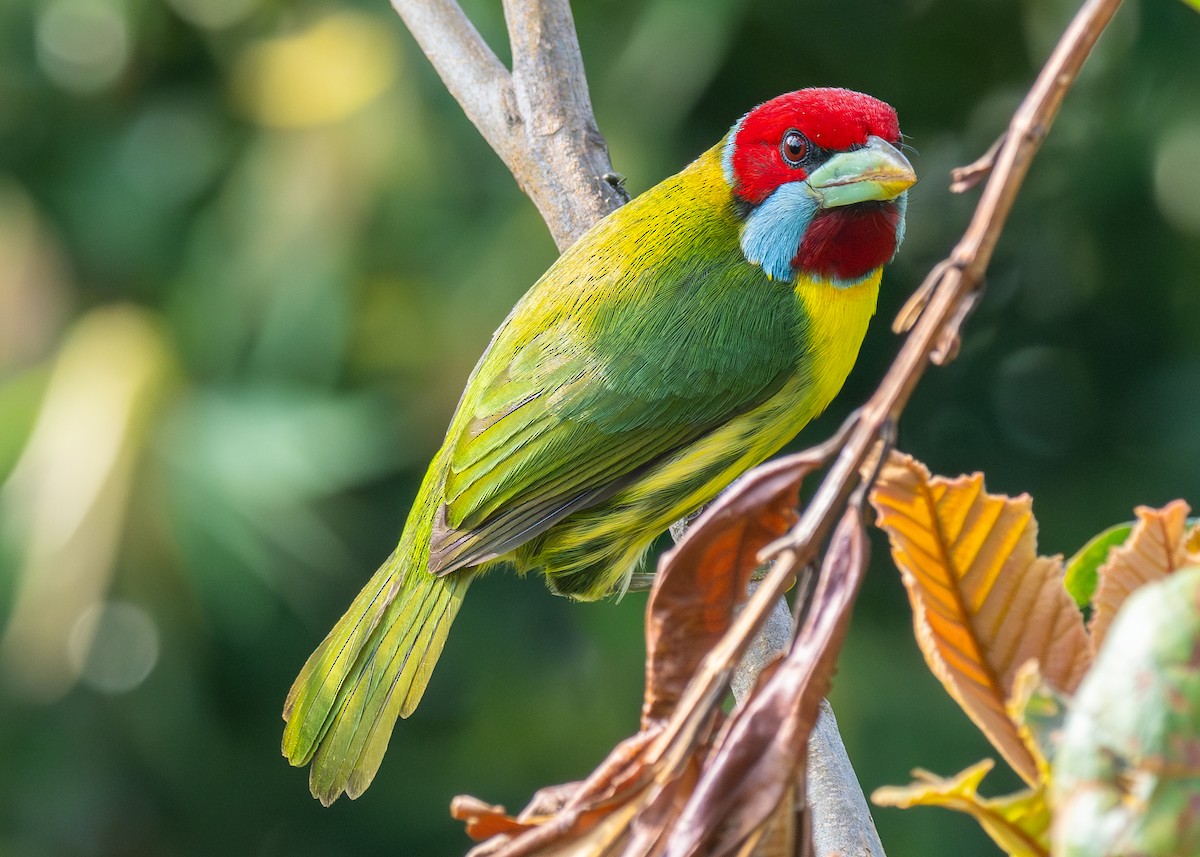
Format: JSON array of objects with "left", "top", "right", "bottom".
[{"left": 790, "top": 268, "right": 881, "bottom": 419}]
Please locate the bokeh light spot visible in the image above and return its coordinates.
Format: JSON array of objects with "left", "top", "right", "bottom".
[
  {"left": 67, "top": 601, "right": 160, "bottom": 694},
  {"left": 167, "top": 0, "right": 259, "bottom": 31},
  {"left": 36, "top": 0, "right": 129, "bottom": 95},
  {"left": 232, "top": 12, "right": 399, "bottom": 129},
  {"left": 1154, "top": 124, "right": 1200, "bottom": 236},
  {"left": 0, "top": 177, "right": 71, "bottom": 367}
]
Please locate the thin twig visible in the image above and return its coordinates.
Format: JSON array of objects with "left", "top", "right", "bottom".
[
  {"left": 501, "top": 0, "right": 627, "bottom": 244},
  {"left": 950, "top": 133, "right": 1007, "bottom": 193}
]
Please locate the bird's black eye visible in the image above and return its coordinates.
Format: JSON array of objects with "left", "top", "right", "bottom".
[{"left": 781, "top": 130, "right": 808, "bottom": 166}]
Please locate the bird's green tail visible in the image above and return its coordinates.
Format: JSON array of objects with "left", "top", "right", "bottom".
[{"left": 281, "top": 515, "right": 471, "bottom": 805}]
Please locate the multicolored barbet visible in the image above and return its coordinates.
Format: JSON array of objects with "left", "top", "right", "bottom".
[{"left": 283, "top": 87, "right": 916, "bottom": 804}]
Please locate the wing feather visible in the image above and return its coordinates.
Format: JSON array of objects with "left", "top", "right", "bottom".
[{"left": 426, "top": 176, "right": 802, "bottom": 576}]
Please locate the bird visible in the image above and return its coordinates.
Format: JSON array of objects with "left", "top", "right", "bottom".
[{"left": 282, "top": 87, "right": 915, "bottom": 804}]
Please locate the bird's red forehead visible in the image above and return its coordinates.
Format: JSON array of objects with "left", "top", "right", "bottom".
[
  {"left": 729, "top": 88, "right": 900, "bottom": 205},
  {"left": 740, "top": 88, "right": 900, "bottom": 150}
]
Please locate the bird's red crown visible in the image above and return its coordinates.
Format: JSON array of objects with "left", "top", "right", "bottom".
[{"left": 730, "top": 88, "right": 901, "bottom": 205}]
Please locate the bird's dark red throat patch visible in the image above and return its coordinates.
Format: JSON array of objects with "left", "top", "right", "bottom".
[{"left": 792, "top": 201, "right": 903, "bottom": 282}]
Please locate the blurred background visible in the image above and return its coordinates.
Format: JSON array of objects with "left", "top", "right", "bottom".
[{"left": 1, "top": 0, "right": 1197, "bottom": 853}]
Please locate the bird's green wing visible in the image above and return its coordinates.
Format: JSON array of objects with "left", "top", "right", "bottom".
[{"left": 428, "top": 248, "right": 800, "bottom": 576}]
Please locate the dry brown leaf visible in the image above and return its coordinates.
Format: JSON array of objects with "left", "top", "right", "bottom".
[
  {"left": 743, "top": 783, "right": 799, "bottom": 857},
  {"left": 869, "top": 452, "right": 1092, "bottom": 786},
  {"left": 466, "top": 730, "right": 669, "bottom": 857},
  {"left": 476, "top": 791, "right": 651, "bottom": 857},
  {"left": 642, "top": 450, "right": 822, "bottom": 727},
  {"left": 463, "top": 773, "right": 654, "bottom": 857},
  {"left": 1089, "top": 500, "right": 1193, "bottom": 648},
  {"left": 453, "top": 796, "right": 538, "bottom": 842},
  {"left": 662, "top": 506, "right": 868, "bottom": 857},
  {"left": 453, "top": 452, "right": 832, "bottom": 856}
]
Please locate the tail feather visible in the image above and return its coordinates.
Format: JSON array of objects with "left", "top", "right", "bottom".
[
  {"left": 282, "top": 553, "right": 399, "bottom": 762},
  {"left": 282, "top": 540, "right": 472, "bottom": 805},
  {"left": 342, "top": 577, "right": 465, "bottom": 800}
]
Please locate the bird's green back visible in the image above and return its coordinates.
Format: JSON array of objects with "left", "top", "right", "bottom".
[{"left": 428, "top": 145, "right": 803, "bottom": 576}]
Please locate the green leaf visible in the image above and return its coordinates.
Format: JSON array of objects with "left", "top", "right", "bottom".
[
  {"left": 1066, "top": 511, "right": 1200, "bottom": 614},
  {"left": 1063, "top": 522, "right": 1133, "bottom": 608},
  {"left": 1183, "top": 0, "right": 1200, "bottom": 13},
  {"left": 1053, "top": 565, "right": 1200, "bottom": 857}
]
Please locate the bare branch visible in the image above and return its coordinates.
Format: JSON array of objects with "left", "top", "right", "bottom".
[
  {"left": 390, "top": 1, "right": 516, "bottom": 157},
  {"left": 808, "top": 701, "right": 887, "bottom": 857},
  {"left": 502, "top": 0, "right": 628, "bottom": 246},
  {"left": 950, "top": 133, "right": 1006, "bottom": 193},
  {"left": 393, "top": 0, "right": 627, "bottom": 249},
  {"left": 729, "top": 586, "right": 792, "bottom": 704}
]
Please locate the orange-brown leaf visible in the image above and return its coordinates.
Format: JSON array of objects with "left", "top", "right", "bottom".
[
  {"left": 642, "top": 451, "right": 821, "bottom": 727},
  {"left": 453, "top": 796, "right": 536, "bottom": 842},
  {"left": 869, "top": 452, "right": 1092, "bottom": 786},
  {"left": 1089, "top": 500, "right": 1193, "bottom": 647},
  {"left": 456, "top": 722, "right": 700, "bottom": 857}
]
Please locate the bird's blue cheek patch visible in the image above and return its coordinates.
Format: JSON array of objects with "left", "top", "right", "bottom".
[{"left": 740, "top": 182, "right": 820, "bottom": 283}]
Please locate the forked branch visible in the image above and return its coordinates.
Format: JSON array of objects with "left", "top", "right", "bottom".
[{"left": 390, "top": 0, "right": 627, "bottom": 249}]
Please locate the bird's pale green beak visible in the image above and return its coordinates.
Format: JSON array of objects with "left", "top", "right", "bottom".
[{"left": 806, "top": 135, "right": 916, "bottom": 208}]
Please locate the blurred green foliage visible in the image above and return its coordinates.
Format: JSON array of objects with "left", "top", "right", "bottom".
[{"left": 0, "top": 0, "right": 1197, "bottom": 854}]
